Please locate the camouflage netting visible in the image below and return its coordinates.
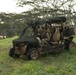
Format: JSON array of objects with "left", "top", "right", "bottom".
[
  {"left": 28, "top": 16, "right": 66, "bottom": 27},
  {"left": 46, "top": 16, "right": 66, "bottom": 24},
  {"left": 13, "top": 35, "right": 39, "bottom": 44}
]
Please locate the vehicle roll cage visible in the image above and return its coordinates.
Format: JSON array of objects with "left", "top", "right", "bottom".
[{"left": 20, "top": 16, "right": 66, "bottom": 38}]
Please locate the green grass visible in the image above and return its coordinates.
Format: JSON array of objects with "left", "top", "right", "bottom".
[
  {"left": 73, "top": 38, "right": 76, "bottom": 43},
  {"left": 0, "top": 37, "right": 76, "bottom": 75}
]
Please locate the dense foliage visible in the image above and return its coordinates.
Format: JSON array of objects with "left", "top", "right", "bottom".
[{"left": 0, "top": 0, "right": 76, "bottom": 37}]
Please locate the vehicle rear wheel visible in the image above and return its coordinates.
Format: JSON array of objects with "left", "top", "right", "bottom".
[{"left": 27, "top": 48, "right": 39, "bottom": 60}]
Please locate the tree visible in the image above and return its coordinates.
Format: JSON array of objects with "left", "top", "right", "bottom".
[
  {"left": 0, "top": 12, "right": 28, "bottom": 37},
  {"left": 17, "top": 0, "right": 76, "bottom": 25}
]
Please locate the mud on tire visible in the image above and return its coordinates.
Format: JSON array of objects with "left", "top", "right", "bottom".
[{"left": 27, "top": 48, "right": 40, "bottom": 60}]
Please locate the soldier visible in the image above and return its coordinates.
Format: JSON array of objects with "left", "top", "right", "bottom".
[
  {"left": 46, "top": 25, "right": 51, "bottom": 41},
  {"left": 64, "top": 38, "right": 71, "bottom": 51},
  {"left": 64, "top": 26, "right": 74, "bottom": 51},
  {"left": 39, "top": 25, "right": 47, "bottom": 47},
  {"left": 40, "top": 25, "right": 46, "bottom": 39}
]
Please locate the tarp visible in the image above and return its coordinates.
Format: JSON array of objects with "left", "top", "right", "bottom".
[
  {"left": 46, "top": 16, "right": 66, "bottom": 24},
  {"left": 28, "top": 16, "right": 66, "bottom": 27},
  {"left": 13, "top": 35, "right": 39, "bottom": 45}
]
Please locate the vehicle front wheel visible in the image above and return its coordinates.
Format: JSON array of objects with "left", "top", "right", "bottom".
[
  {"left": 27, "top": 48, "right": 39, "bottom": 60},
  {"left": 9, "top": 48, "right": 20, "bottom": 58},
  {"left": 9, "top": 48, "right": 14, "bottom": 57}
]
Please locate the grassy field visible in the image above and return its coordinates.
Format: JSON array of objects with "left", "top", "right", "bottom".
[{"left": 0, "top": 37, "right": 76, "bottom": 75}]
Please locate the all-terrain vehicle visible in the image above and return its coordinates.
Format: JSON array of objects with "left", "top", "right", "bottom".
[{"left": 9, "top": 16, "right": 75, "bottom": 60}]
